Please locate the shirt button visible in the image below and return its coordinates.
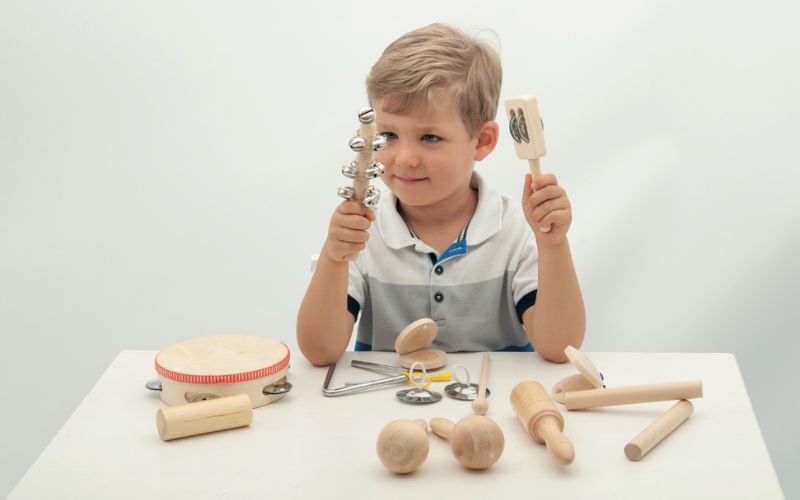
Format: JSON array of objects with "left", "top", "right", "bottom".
[
  {"left": 434, "top": 292, "right": 444, "bottom": 303},
  {"left": 434, "top": 265, "right": 444, "bottom": 275}
]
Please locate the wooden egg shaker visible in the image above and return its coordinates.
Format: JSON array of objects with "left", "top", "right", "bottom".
[
  {"left": 430, "top": 416, "right": 504, "bottom": 470},
  {"left": 510, "top": 380, "right": 575, "bottom": 465},
  {"left": 154, "top": 335, "right": 291, "bottom": 408},
  {"left": 395, "top": 318, "right": 447, "bottom": 370},
  {"left": 376, "top": 419, "right": 430, "bottom": 474}
]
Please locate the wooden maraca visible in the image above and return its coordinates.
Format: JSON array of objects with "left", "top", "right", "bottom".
[
  {"left": 510, "top": 380, "right": 575, "bottom": 465},
  {"left": 376, "top": 419, "right": 429, "bottom": 474},
  {"left": 429, "top": 416, "right": 504, "bottom": 470}
]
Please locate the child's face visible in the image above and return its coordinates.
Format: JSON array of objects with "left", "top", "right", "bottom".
[{"left": 373, "top": 95, "right": 488, "bottom": 211}]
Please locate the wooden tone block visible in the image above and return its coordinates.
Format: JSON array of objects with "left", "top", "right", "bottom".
[{"left": 157, "top": 394, "right": 253, "bottom": 441}]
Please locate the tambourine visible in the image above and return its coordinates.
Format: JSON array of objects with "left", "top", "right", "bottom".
[{"left": 146, "top": 334, "right": 291, "bottom": 408}]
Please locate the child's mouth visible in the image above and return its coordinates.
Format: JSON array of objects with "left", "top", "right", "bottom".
[{"left": 395, "top": 176, "right": 428, "bottom": 184}]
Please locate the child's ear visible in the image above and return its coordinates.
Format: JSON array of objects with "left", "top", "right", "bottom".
[{"left": 474, "top": 121, "right": 499, "bottom": 161}]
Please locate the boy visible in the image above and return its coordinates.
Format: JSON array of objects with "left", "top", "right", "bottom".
[{"left": 297, "top": 23, "right": 585, "bottom": 366}]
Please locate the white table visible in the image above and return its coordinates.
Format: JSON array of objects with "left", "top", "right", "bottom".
[{"left": 9, "top": 351, "right": 784, "bottom": 499}]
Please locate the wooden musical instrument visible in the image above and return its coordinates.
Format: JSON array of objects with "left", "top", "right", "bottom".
[
  {"left": 430, "top": 416, "right": 504, "bottom": 470},
  {"left": 395, "top": 318, "right": 448, "bottom": 370},
  {"left": 471, "top": 353, "right": 490, "bottom": 415},
  {"left": 376, "top": 419, "right": 430, "bottom": 474},
  {"left": 510, "top": 380, "right": 575, "bottom": 465},
  {"left": 151, "top": 334, "right": 291, "bottom": 408},
  {"left": 562, "top": 380, "right": 703, "bottom": 411},
  {"left": 157, "top": 394, "right": 252, "bottom": 441},
  {"left": 505, "top": 96, "right": 551, "bottom": 232},
  {"left": 337, "top": 106, "right": 386, "bottom": 260},
  {"left": 625, "top": 400, "right": 694, "bottom": 461}
]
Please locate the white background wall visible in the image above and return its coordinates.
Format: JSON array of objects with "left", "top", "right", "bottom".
[{"left": 1, "top": 1, "right": 798, "bottom": 497}]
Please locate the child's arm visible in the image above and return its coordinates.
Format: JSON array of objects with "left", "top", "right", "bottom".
[
  {"left": 296, "top": 201, "right": 374, "bottom": 366},
  {"left": 521, "top": 173, "right": 586, "bottom": 362}
]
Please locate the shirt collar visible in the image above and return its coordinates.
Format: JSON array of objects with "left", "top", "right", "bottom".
[{"left": 376, "top": 171, "right": 503, "bottom": 250}]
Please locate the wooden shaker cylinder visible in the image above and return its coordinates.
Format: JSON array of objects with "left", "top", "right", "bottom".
[
  {"left": 157, "top": 394, "right": 253, "bottom": 441},
  {"left": 510, "top": 380, "right": 575, "bottom": 465}
]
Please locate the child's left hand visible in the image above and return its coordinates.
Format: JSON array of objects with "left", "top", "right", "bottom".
[{"left": 521, "top": 173, "right": 572, "bottom": 245}]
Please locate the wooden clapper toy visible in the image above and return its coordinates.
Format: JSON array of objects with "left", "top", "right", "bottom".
[
  {"left": 146, "top": 335, "right": 291, "bottom": 441},
  {"left": 552, "top": 346, "right": 702, "bottom": 461},
  {"left": 505, "top": 96, "right": 551, "bottom": 233}
]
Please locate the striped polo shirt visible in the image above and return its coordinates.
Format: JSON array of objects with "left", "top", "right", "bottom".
[{"left": 347, "top": 172, "right": 539, "bottom": 352}]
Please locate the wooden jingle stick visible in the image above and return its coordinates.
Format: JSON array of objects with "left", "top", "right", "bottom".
[
  {"left": 505, "top": 96, "right": 551, "bottom": 233},
  {"left": 472, "top": 353, "right": 490, "bottom": 415},
  {"left": 157, "top": 394, "right": 252, "bottom": 441},
  {"left": 510, "top": 381, "right": 575, "bottom": 465},
  {"left": 376, "top": 419, "right": 429, "bottom": 474},
  {"left": 625, "top": 400, "right": 694, "bottom": 461},
  {"left": 430, "top": 416, "right": 504, "bottom": 470},
  {"left": 562, "top": 380, "right": 703, "bottom": 411}
]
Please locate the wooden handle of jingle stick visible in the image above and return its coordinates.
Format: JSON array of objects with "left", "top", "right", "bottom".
[
  {"left": 625, "top": 400, "right": 694, "bottom": 461},
  {"left": 472, "top": 353, "right": 490, "bottom": 415},
  {"left": 345, "top": 108, "right": 381, "bottom": 262},
  {"left": 563, "top": 380, "right": 703, "bottom": 411},
  {"left": 510, "top": 380, "right": 575, "bottom": 465},
  {"left": 157, "top": 394, "right": 252, "bottom": 441}
]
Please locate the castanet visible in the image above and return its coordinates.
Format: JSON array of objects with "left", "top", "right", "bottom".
[
  {"left": 157, "top": 394, "right": 252, "bottom": 441},
  {"left": 562, "top": 380, "right": 703, "bottom": 410},
  {"left": 510, "top": 381, "right": 574, "bottom": 465},
  {"left": 625, "top": 400, "right": 694, "bottom": 461},
  {"left": 429, "top": 415, "right": 504, "bottom": 470},
  {"left": 376, "top": 419, "right": 429, "bottom": 474}
]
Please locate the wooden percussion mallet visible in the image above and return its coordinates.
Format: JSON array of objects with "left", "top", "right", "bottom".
[
  {"left": 471, "top": 353, "right": 490, "bottom": 415},
  {"left": 430, "top": 416, "right": 504, "bottom": 470},
  {"left": 505, "top": 96, "right": 551, "bottom": 233},
  {"left": 510, "top": 380, "right": 575, "bottom": 465}
]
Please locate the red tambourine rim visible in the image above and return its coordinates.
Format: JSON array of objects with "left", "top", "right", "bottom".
[{"left": 155, "top": 344, "right": 290, "bottom": 384}]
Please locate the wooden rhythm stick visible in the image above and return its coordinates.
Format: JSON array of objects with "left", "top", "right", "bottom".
[
  {"left": 625, "top": 400, "right": 694, "bottom": 461},
  {"left": 157, "top": 394, "right": 252, "bottom": 441},
  {"left": 376, "top": 419, "right": 429, "bottom": 474},
  {"left": 471, "top": 353, "right": 490, "bottom": 415},
  {"left": 505, "top": 96, "right": 550, "bottom": 232},
  {"left": 338, "top": 107, "right": 386, "bottom": 260},
  {"left": 562, "top": 380, "right": 703, "bottom": 411},
  {"left": 510, "top": 381, "right": 575, "bottom": 465},
  {"left": 430, "top": 416, "right": 504, "bottom": 470}
]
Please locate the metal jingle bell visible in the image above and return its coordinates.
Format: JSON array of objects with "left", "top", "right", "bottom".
[
  {"left": 364, "top": 161, "right": 384, "bottom": 179},
  {"left": 349, "top": 136, "right": 367, "bottom": 152},
  {"left": 371, "top": 134, "right": 387, "bottom": 151},
  {"left": 358, "top": 107, "right": 376, "bottom": 124},
  {"left": 341, "top": 161, "right": 358, "bottom": 178},
  {"left": 337, "top": 186, "right": 355, "bottom": 200},
  {"left": 363, "top": 186, "right": 381, "bottom": 208}
]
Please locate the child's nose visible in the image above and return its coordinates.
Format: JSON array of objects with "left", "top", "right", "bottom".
[{"left": 393, "top": 143, "right": 421, "bottom": 169}]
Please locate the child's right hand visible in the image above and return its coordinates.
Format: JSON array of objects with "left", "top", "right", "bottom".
[{"left": 322, "top": 201, "right": 375, "bottom": 263}]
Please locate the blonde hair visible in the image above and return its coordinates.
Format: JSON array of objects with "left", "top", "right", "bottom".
[{"left": 366, "top": 23, "right": 502, "bottom": 137}]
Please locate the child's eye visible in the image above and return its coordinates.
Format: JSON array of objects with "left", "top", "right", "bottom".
[
  {"left": 379, "top": 132, "right": 397, "bottom": 141},
  {"left": 421, "top": 134, "right": 442, "bottom": 143}
]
